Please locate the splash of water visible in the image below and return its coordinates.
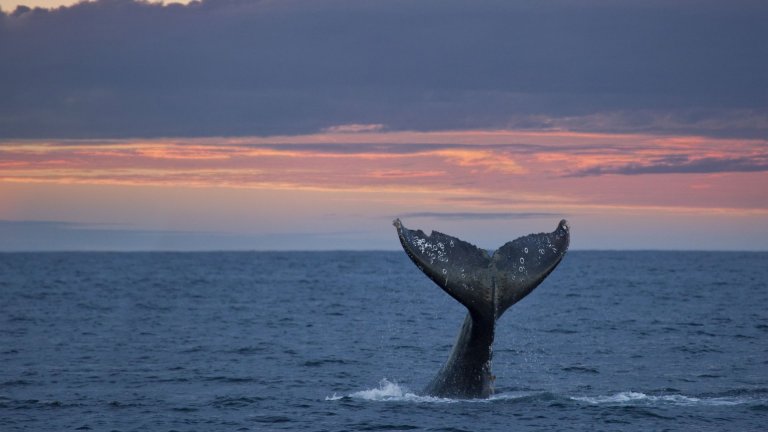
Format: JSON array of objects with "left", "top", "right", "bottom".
[{"left": 326, "top": 379, "right": 454, "bottom": 403}]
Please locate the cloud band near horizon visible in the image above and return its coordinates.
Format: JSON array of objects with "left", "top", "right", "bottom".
[{"left": 1, "top": 129, "right": 766, "bottom": 215}]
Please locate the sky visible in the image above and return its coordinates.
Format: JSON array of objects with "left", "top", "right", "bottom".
[
  {"left": 1, "top": 0, "right": 767, "bottom": 251},
  {"left": 0, "top": 0, "right": 189, "bottom": 11}
]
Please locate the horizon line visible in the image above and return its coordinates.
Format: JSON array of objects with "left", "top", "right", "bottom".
[{"left": 1, "top": 248, "right": 765, "bottom": 253}]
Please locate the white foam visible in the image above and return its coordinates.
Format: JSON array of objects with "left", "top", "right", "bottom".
[
  {"left": 327, "top": 381, "right": 553, "bottom": 404},
  {"left": 488, "top": 391, "right": 544, "bottom": 401},
  {"left": 328, "top": 385, "right": 760, "bottom": 407},
  {"left": 326, "top": 378, "right": 455, "bottom": 403},
  {"left": 571, "top": 391, "right": 749, "bottom": 406}
]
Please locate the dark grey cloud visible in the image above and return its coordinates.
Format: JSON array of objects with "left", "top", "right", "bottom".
[
  {"left": 567, "top": 155, "right": 768, "bottom": 177},
  {"left": 1, "top": 0, "right": 766, "bottom": 138},
  {"left": 399, "top": 212, "right": 562, "bottom": 221}
]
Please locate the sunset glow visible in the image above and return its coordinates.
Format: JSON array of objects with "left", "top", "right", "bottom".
[
  {"left": 1, "top": 0, "right": 766, "bottom": 250},
  {"left": 2, "top": 128, "right": 767, "bottom": 250}
]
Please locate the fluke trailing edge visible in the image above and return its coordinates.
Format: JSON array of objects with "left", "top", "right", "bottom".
[{"left": 393, "top": 219, "right": 570, "bottom": 398}]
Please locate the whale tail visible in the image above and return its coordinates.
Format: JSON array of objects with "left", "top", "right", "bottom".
[{"left": 393, "top": 219, "right": 570, "bottom": 323}]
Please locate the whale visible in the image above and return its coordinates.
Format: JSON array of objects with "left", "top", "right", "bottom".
[{"left": 393, "top": 218, "right": 570, "bottom": 398}]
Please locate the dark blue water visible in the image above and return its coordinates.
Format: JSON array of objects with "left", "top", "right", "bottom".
[{"left": 1, "top": 251, "right": 767, "bottom": 431}]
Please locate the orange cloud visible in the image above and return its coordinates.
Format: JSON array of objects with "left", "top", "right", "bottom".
[
  {"left": 136, "top": 145, "right": 232, "bottom": 160},
  {"left": 435, "top": 149, "right": 526, "bottom": 174},
  {"left": 1, "top": 129, "right": 766, "bottom": 217}
]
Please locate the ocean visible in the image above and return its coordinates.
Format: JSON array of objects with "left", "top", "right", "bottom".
[{"left": 1, "top": 251, "right": 766, "bottom": 431}]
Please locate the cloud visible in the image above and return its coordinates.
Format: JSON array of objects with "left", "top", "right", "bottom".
[
  {"left": 568, "top": 155, "right": 768, "bottom": 177},
  {"left": 322, "top": 124, "right": 385, "bottom": 134},
  {"left": 0, "top": 0, "right": 766, "bottom": 138},
  {"left": 2, "top": 133, "right": 767, "bottom": 194}
]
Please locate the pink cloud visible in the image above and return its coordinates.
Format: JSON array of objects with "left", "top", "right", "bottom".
[{"left": 1, "top": 129, "right": 766, "bottom": 217}]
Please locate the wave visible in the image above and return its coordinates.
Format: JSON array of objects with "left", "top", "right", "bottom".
[
  {"left": 326, "top": 379, "right": 554, "bottom": 404},
  {"left": 328, "top": 380, "right": 766, "bottom": 408},
  {"left": 571, "top": 391, "right": 760, "bottom": 406}
]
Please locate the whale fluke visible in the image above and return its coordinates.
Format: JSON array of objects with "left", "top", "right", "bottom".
[{"left": 393, "top": 219, "right": 570, "bottom": 398}]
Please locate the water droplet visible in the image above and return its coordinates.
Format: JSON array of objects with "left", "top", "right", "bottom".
[
  {"left": 524, "top": 247, "right": 528, "bottom": 253},
  {"left": 518, "top": 266, "right": 524, "bottom": 272},
  {"left": 442, "top": 269, "right": 447, "bottom": 274},
  {"left": 519, "top": 257, "right": 525, "bottom": 264},
  {"left": 539, "top": 249, "right": 545, "bottom": 255}
]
